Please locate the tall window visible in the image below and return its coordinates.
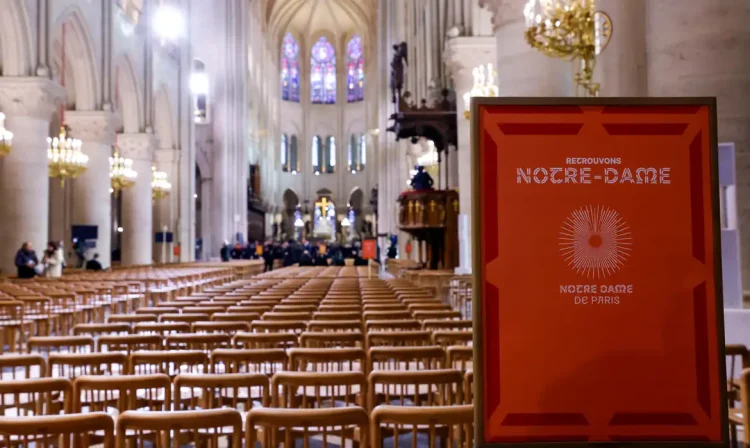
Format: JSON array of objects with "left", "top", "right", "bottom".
[
  {"left": 289, "top": 135, "right": 298, "bottom": 173},
  {"left": 281, "top": 134, "right": 288, "bottom": 170},
  {"left": 325, "top": 136, "right": 336, "bottom": 174},
  {"left": 311, "top": 36, "right": 336, "bottom": 104},
  {"left": 348, "top": 133, "right": 366, "bottom": 173},
  {"left": 281, "top": 33, "right": 300, "bottom": 102},
  {"left": 346, "top": 35, "right": 364, "bottom": 102},
  {"left": 312, "top": 135, "right": 322, "bottom": 173},
  {"left": 281, "top": 134, "right": 299, "bottom": 173}
]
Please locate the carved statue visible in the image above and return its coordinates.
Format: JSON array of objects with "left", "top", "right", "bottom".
[
  {"left": 410, "top": 165, "right": 434, "bottom": 191},
  {"left": 390, "top": 42, "right": 408, "bottom": 104}
]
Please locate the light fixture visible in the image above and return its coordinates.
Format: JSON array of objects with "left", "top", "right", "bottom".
[
  {"left": 117, "top": 227, "right": 124, "bottom": 233},
  {"left": 193, "top": 193, "right": 198, "bottom": 199},
  {"left": 109, "top": 150, "right": 137, "bottom": 191},
  {"left": 0, "top": 113, "right": 13, "bottom": 158},
  {"left": 291, "top": 170, "right": 297, "bottom": 175},
  {"left": 315, "top": 171, "right": 320, "bottom": 176},
  {"left": 48, "top": 126, "right": 88, "bottom": 187},
  {"left": 152, "top": 166, "right": 172, "bottom": 201},
  {"left": 341, "top": 217, "right": 351, "bottom": 227},
  {"left": 523, "top": 0, "right": 612, "bottom": 97},
  {"left": 294, "top": 217, "right": 304, "bottom": 228},
  {"left": 109, "top": 188, "right": 114, "bottom": 194},
  {"left": 462, "top": 63, "right": 498, "bottom": 120},
  {"left": 190, "top": 72, "right": 209, "bottom": 95},
  {"left": 351, "top": 170, "right": 356, "bottom": 174},
  {"left": 153, "top": 4, "right": 186, "bottom": 42}
]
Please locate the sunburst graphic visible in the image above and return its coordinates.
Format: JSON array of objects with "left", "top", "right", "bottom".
[{"left": 559, "top": 205, "right": 632, "bottom": 279}]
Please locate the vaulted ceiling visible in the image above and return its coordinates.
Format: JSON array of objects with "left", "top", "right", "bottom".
[{"left": 266, "top": 0, "right": 376, "bottom": 45}]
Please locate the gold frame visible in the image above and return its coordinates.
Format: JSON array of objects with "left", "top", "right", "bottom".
[{"left": 470, "top": 96, "right": 727, "bottom": 448}]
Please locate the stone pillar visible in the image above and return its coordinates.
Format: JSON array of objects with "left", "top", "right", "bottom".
[
  {"left": 66, "top": 111, "right": 118, "bottom": 267},
  {"left": 118, "top": 133, "right": 156, "bottom": 266},
  {"left": 595, "top": 0, "right": 647, "bottom": 97},
  {"left": 645, "top": 0, "right": 750, "bottom": 287},
  {"left": 153, "top": 148, "right": 179, "bottom": 263},
  {"left": 482, "top": 0, "right": 573, "bottom": 96},
  {"left": 0, "top": 78, "right": 63, "bottom": 276},
  {"left": 444, "top": 36, "right": 496, "bottom": 275}
]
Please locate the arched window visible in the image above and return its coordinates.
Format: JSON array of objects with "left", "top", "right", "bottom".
[
  {"left": 311, "top": 36, "right": 336, "bottom": 104},
  {"left": 324, "top": 136, "right": 336, "bottom": 174},
  {"left": 289, "top": 135, "right": 299, "bottom": 173},
  {"left": 281, "top": 134, "right": 288, "bottom": 171},
  {"left": 192, "top": 59, "right": 209, "bottom": 123},
  {"left": 348, "top": 133, "right": 366, "bottom": 173},
  {"left": 280, "top": 32, "right": 300, "bottom": 102},
  {"left": 346, "top": 35, "right": 364, "bottom": 102},
  {"left": 312, "top": 135, "right": 322, "bottom": 173}
]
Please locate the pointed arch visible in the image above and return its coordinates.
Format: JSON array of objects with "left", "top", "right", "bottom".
[
  {"left": 153, "top": 85, "right": 176, "bottom": 149},
  {"left": 0, "top": 0, "right": 34, "bottom": 76},
  {"left": 52, "top": 6, "right": 100, "bottom": 110},
  {"left": 114, "top": 54, "right": 143, "bottom": 133}
]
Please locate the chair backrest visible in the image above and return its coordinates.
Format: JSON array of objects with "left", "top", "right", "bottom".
[
  {"left": 108, "top": 314, "right": 157, "bottom": 324},
  {"left": 289, "top": 348, "right": 366, "bottom": 372},
  {"left": 116, "top": 409, "right": 242, "bottom": 448},
  {"left": 447, "top": 345, "right": 473, "bottom": 372},
  {"left": 300, "top": 331, "right": 363, "bottom": 348},
  {"left": 28, "top": 336, "right": 95, "bottom": 355},
  {"left": 0, "top": 412, "right": 114, "bottom": 448},
  {"left": 246, "top": 406, "right": 369, "bottom": 448},
  {"left": 367, "top": 346, "right": 445, "bottom": 371},
  {"left": 365, "top": 320, "right": 421, "bottom": 332},
  {"left": 174, "top": 372, "right": 270, "bottom": 411},
  {"left": 249, "top": 320, "right": 307, "bottom": 334},
  {"left": 0, "top": 353, "right": 46, "bottom": 379},
  {"left": 210, "top": 312, "right": 261, "bottom": 323},
  {"left": 192, "top": 321, "right": 249, "bottom": 334},
  {"left": 73, "top": 374, "right": 171, "bottom": 413},
  {"left": 232, "top": 332, "right": 299, "bottom": 349},
  {"left": 367, "top": 331, "right": 433, "bottom": 348},
  {"left": 432, "top": 330, "right": 473, "bottom": 347},
  {"left": 211, "top": 348, "right": 288, "bottom": 375},
  {"left": 307, "top": 320, "right": 362, "bottom": 332},
  {"left": 272, "top": 371, "right": 367, "bottom": 409},
  {"left": 158, "top": 313, "right": 209, "bottom": 323},
  {"left": 72, "top": 323, "right": 131, "bottom": 337},
  {"left": 464, "top": 370, "right": 473, "bottom": 404},
  {"left": 368, "top": 369, "right": 463, "bottom": 410},
  {"left": 48, "top": 352, "right": 127, "bottom": 379},
  {"left": 165, "top": 333, "right": 231, "bottom": 352},
  {"left": 370, "top": 404, "right": 473, "bottom": 448},
  {"left": 129, "top": 350, "right": 208, "bottom": 376},
  {"left": 0, "top": 377, "right": 73, "bottom": 416},
  {"left": 422, "top": 319, "right": 472, "bottom": 331},
  {"left": 132, "top": 322, "right": 191, "bottom": 336}
]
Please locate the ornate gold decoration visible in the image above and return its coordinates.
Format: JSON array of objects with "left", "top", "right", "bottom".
[
  {"left": 0, "top": 113, "right": 13, "bottom": 158},
  {"left": 109, "top": 149, "right": 137, "bottom": 192},
  {"left": 463, "top": 63, "right": 498, "bottom": 120},
  {"left": 429, "top": 200, "right": 436, "bottom": 212},
  {"left": 524, "top": 0, "right": 612, "bottom": 97},
  {"left": 48, "top": 126, "right": 88, "bottom": 187},
  {"left": 452, "top": 199, "right": 459, "bottom": 212},
  {"left": 151, "top": 165, "right": 172, "bottom": 201}
]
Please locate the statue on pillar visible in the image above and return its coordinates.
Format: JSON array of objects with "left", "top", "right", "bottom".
[
  {"left": 410, "top": 165, "right": 434, "bottom": 191},
  {"left": 390, "top": 42, "right": 408, "bottom": 105}
]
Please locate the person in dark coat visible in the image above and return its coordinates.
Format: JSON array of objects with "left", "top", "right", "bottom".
[
  {"left": 263, "top": 242, "right": 275, "bottom": 272},
  {"left": 298, "top": 250, "right": 314, "bottom": 267},
  {"left": 85, "top": 253, "right": 104, "bottom": 271},
  {"left": 14, "top": 242, "right": 38, "bottom": 279},
  {"left": 220, "top": 242, "right": 230, "bottom": 262}
]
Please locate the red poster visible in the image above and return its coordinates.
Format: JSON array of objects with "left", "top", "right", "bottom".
[
  {"left": 362, "top": 239, "right": 377, "bottom": 260},
  {"left": 473, "top": 99, "right": 726, "bottom": 446}
]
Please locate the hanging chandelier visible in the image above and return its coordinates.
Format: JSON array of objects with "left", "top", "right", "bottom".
[
  {"left": 462, "top": 64, "right": 498, "bottom": 120},
  {"left": 48, "top": 126, "right": 88, "bottom": 186},
  {"left": 0, "top": 113, "right": 13, "bottom": 158},
  {"left": 151, "top": 165, "right": 172, "bottom": 200},
  {"left": 109, "top": 150, "right": 137, "bottom": 191}
]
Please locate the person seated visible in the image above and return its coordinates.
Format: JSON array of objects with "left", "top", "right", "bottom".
[
  {"left": 14, "top": 241, "right": 38, "bottom": 279},
  {"left": 298, "top": 250, "right": 314, "bottom": 267},
  {"left": 331, "top": 250, "right": 345, "bottom": 267},
  {"left": 314, "top": 253, "right": 329, "bottom": 266},
  {"left": 85, "top": 253, "right": 104, "bottom": 271}
]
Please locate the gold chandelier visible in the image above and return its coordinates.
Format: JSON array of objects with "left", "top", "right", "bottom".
[
  {"left": 462, "top": 63, "right": 498, "bottom": 120},
  {"left": 0, "top": 113, "right": 13, "bottom": 158},
  {"left": 523, "top": 0, "right": 612, "bottom": 97},
  {"left": 48, "top": 126, "right": 88, "bottom": 187},
  {"left": 151, "top": 165, "right": 172, "bottom": 201},
  {"left": 109, "top": 150, "right": 137, "bottom": 191}
]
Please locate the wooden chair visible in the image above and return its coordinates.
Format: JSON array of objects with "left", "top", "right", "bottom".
[
  {"left": 0, "top": 301, "right": 26, "bottom": 353},
  {"left": 73, "top": 374, "right": 171, "bottom": 417},
  {"left": 129, "top": 351, "right": 208, "bottom": 376},
  {"left": 174, "top": 372, "right": 270, "bottom": 412},
  {"left": 368, "top": 369, "right": 464, "bottom": 411},
  {"left": 48, "top": 352, "right": 127, "bottom": 379},
  {"left": 421, "top": 319, "right": 472, "bottom": 331},
  {"left": 210, "top": 312, "right": 261, "bottom": 324},
  {"left": 0, "top": 377, "right": 72, "bottom": 417},
  {"left": 300, "top": 331, "right": 364, "bottom": 348},
  {"left": 272, "top": 371, "right": 367, "bottom": 410},
  {"left": 233, "top": 332, "right": 299, "bottom": 349},
  {"left": 249, "top": 320, "right": 307, "bottom": 334},
  {"left": 165, "top": 333, "right": 232, "bottom": 352},
  {"left": 432, "top": 331, "right": 473, "bottom": 347},
  {"left": 72, "top": 323, "right": 131, "bottom": 337},
  {"left": 158, "top": 313, "right": 209, "bottom": 324},
  {"left": 191, "top": 321, "right": 249, "bottom": 334},
  {"left": 365, "top": 320, "right": 421, "bottom": 332},
  {"left": 367, "top": 346, "right": 445, "bottom": 372},
  {"left": 0, "top": 412, "right": 115, "bottom": 448},
  {"left": 27, "top": 336, "right": 95, "bottom": 355},
  {"left": 98, "top": 334, "right": 163, "bottom": 355},
  {"left": 447, "top": 346, "right": 473, "bottom": 372},
  {"left": 132, "top": 322, "right": 191, "bottom": 336},
  {"left": 108, "top": 314, "right": 157, "bottom": 324},
  {"left": 307, "top": 320, "right": 362, "bottom": 333},
  {"left": 289, "top": 348, "right": 366, "bottom": 373},
  {"left": 370, "top": 404, "right": 473, "bottom": 448},
  {"left": 210, "top": 348, "right": 288, "bottom": 375},
  {"left": 464, "top": 370, "right": 473, "bottom": 404},
  {"left": 246, "top": 406, "right": 369, "bottom": 448},
  {"left": 367, "top": 331, "right": 432, "bottom": 348},
  {"left": 0, "top": 354, "right": 46, "bottom": 380},
  {"left": 116, "top": 409, "right": 242, "bottom": 448}
]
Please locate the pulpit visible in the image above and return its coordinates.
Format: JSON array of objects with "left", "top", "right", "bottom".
[{"left": 397, "top": 190, "right": 459, "bottom": 270}]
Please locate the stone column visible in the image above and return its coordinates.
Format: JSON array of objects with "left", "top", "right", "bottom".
[
  {"left": 118, "top": 133, "right": 157, "bottom": 266},
  {"left": 444, "top": 36, "right": 496, "bottom": 275},
  {"left": 66, "top": 111, "right": 119, "bottom": 267},
  {"left": 645, "top": 1, "right": 750, "bottom": 287},
  {"left": 0, "top": 78, "right": 63, "bottom": 276},
  {"left": 153, "top": 148, "right": 179, "bottom": 263},
  {"left": 482, "top": 0, "right": 573, "bottom": 96},
  {"left": 595, "top": 0, "right": 647, "bottom": 97}
]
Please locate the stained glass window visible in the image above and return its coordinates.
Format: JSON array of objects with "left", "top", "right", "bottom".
[
  {"left": 311, "top": 36, "right": 336, "bottom": 104},
  {"left": 346, "top": 35, "right": 364, "bottom": 102},
  {"left": 281, "top": 33, "right": 300, "bottom": 102}
]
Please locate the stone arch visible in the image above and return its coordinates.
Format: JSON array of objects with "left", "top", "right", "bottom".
[
  {"left": 52, "top": 6, "right": 99, "bottom": 110},
  {"left": 348, "top": 187, "right": 364, "bottom": 211},
  {"left": 114, "top": 54, "right": 143, "bottom": 133},
  {"left": 0, "top": 0, "right": 34, "bottom": 76},
  {"left": 153, "top": 85, "right": 176, "bottom": 149},
  {"left": 282, "top": 188, "right": 300, "bottom": 211}
]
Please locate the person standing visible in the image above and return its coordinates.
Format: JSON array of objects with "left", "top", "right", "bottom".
[
  {"left": 14, "top": 242, "right": 38, "bottom": 279},
  {"left": 263, "top": 241, "right": 275, "bottom": 272},
  {"left": 220, "top": 241, "right": 230, "bottom": 262},
  {"left": 42, "top": 241, "right": 64, "bottom": 278}
]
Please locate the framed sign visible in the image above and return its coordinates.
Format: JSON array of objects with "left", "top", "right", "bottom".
[
  {"left": 362, "top": 239, "right": 377, "bottom": 260},
  {"left": 471, "top": 98, "right": 726, "bottom": 448}
]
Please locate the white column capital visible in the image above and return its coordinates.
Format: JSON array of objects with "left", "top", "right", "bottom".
[
  {"left": 118, "top": 133, "right": 158, "bottom": 161},
  {"left": 478, "top": 0, "right": 526, "bottom": 29},
  {"left": 0, "top": 77, "right": 64, "bottom": 120},
  {"left": 443, "top": 36, "right": 497, "bottom": 88},
  {"left": 65, "top": 111, "right": 121, "bottom": 145}
]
